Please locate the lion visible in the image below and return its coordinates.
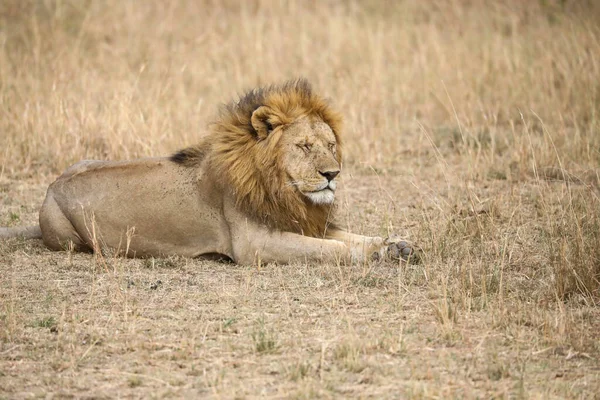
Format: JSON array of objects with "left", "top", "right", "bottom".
[{"left": 0, "top": 79, "right": 416, "bottom": 265}]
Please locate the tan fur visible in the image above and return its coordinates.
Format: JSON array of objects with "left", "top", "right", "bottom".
[{"left": 3, "top": 79, "right": 416, "bottom": 265}]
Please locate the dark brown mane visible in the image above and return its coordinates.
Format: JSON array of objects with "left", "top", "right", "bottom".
[{"left": 171, "top": 79, "right": 342, "bottom": 237}]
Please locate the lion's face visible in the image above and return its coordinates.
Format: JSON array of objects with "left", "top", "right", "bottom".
[{"left": 278, "top": 116, "right": 341, "bottom": 205}]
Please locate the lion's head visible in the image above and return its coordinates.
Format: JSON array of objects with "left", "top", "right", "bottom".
[
  {"left": 272, "top": 114, "right": 341, "bottom": 205},
  {"left": 172, "top": 79, "right": 342, "bottom": 237}
]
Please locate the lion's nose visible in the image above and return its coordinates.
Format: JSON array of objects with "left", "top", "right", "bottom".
[{"left": 319, "top": 170, "right": 340, "bottom": 182}]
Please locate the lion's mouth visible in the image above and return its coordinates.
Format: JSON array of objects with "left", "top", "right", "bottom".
[
  {"left": 309, "top": 180, "right": 337, "bottom": 193},
  {"left": 290, "top": 178, "right": 337, "bottom": 204},
  {"left": 307, "top": 187, "right": 333, "bottom": 194}
]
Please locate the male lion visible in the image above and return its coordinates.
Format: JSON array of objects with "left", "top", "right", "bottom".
[{"left": 1, "top": 79, "right": 416, "bottom": 265}]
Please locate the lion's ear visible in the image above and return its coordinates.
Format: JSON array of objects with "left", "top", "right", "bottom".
[{"left": 251, "top": 106, "right": 276, "bottom": 140}]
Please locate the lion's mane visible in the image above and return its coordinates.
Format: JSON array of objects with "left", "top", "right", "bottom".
[{"left": 171, "top": 79, "right": 342, "bottom": 237}]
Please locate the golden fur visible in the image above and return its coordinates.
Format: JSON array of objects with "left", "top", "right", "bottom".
[{"left": 171, "top": 79, "right": 343, "bottom": 237}]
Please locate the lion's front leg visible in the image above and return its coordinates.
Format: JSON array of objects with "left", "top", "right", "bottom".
[
  {"left": 224, "top": 198, "right": 416, "bottom": 265},
  {"left": 228, "top": 224, "right": 415, "bottom": 265}
]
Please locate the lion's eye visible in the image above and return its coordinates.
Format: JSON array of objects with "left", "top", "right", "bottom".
[{"left": 297, "top": 143, "right": 312, "bottom": 153}]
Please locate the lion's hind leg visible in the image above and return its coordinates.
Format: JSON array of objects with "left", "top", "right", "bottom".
[{"left": 39, "top": 194, "right": 90, "bottom": 252}]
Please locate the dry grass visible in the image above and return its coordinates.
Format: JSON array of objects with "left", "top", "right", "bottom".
[{"left": 1, "top": 0, "right": 600, "bottom": 398}]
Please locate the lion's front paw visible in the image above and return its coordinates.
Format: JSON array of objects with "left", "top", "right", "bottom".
[{"left": 384, "top": 237, "right": 420, "bottom": 263}]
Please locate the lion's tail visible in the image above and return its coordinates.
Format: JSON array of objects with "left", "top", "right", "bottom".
[{"left": 0, "top": 225, "right": 42, "bottom": 240}]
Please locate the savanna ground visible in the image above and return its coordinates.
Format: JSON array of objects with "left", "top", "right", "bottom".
[{"left": 1, "top": 0, "right": 599, "bottom": 398}]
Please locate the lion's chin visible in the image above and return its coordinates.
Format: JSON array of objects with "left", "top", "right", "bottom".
[{"left": 304, "top": 189, "right": 335, "bottom": 205}]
